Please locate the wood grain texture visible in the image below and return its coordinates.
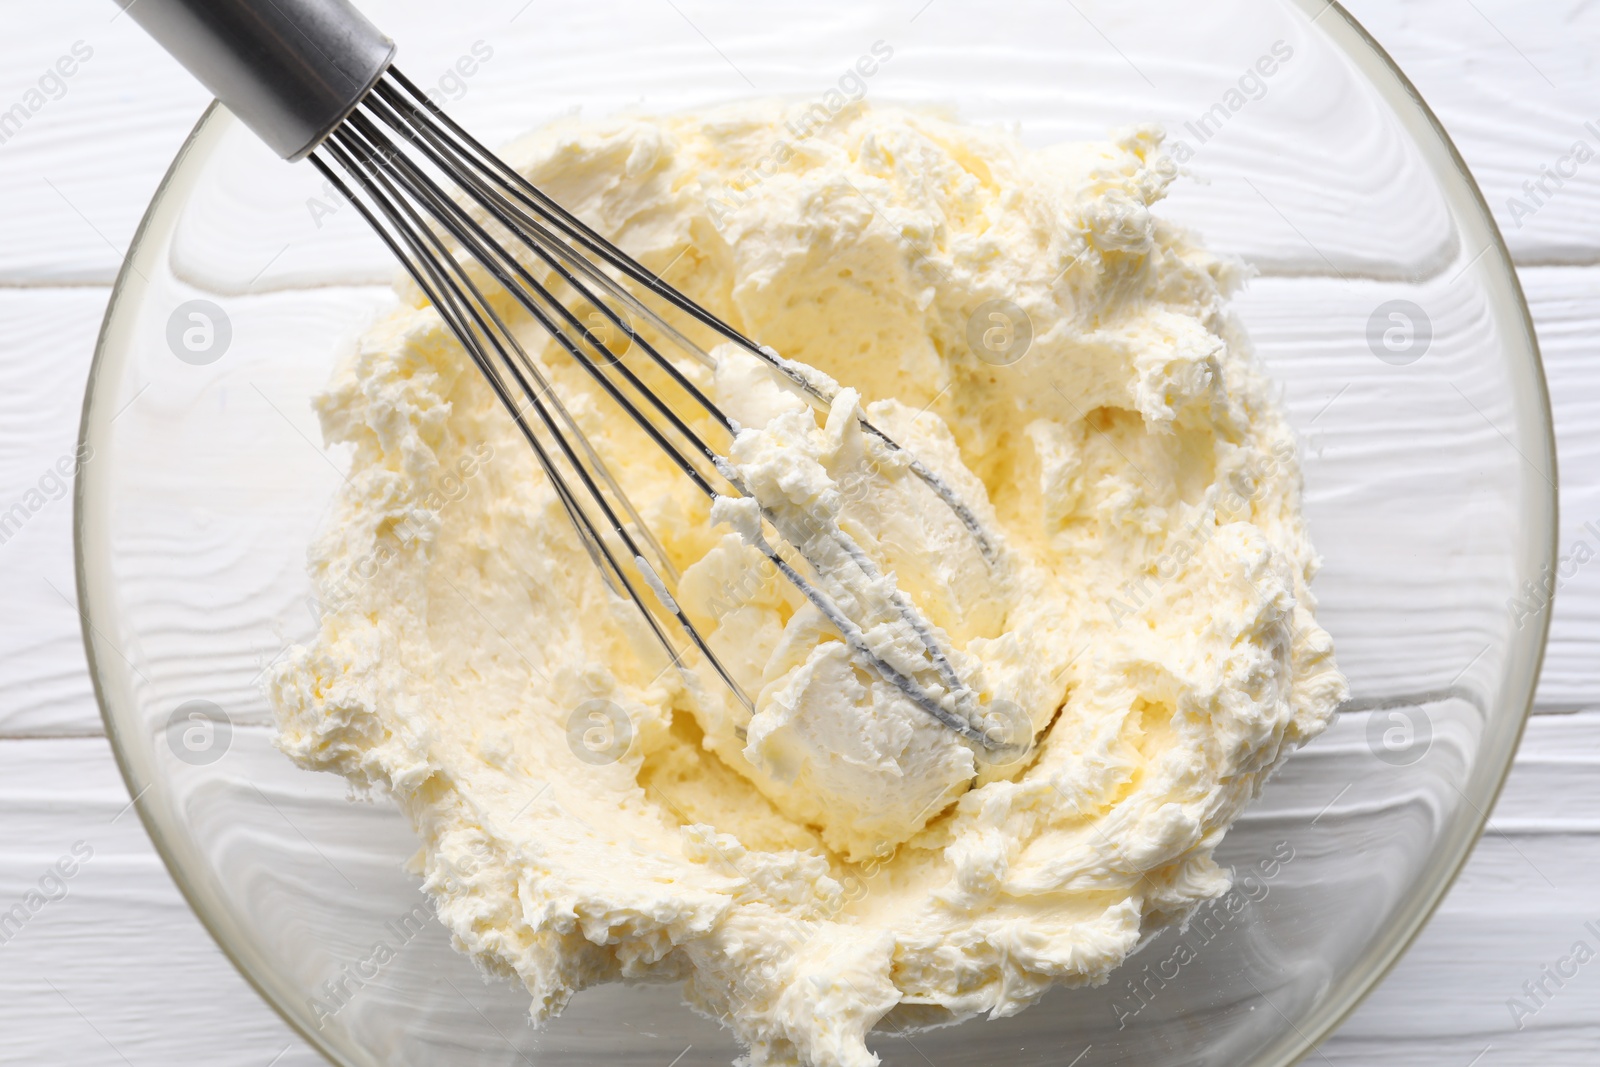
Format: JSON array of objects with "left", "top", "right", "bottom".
[
  {"left": 1320, "top": 712, "right": 1600, "bottom": 1060},
  {"left": 1516, "top": 268, "right": 1600, "bottom": 712},
  {"left": 0, "top": 289, "right": 104, "bottom": 738},
  {"left": 0, "top": 1, "right": 1596, "bottom": 1065},
  {"left": 0, "top": 737, "right": 323, "bottom": 1067},
  {"left": 0, "top": 8, "right": 208, "bottom": 285},
  {"left": 1345, "top": 0, "right": 1600, "bottom": 265}
]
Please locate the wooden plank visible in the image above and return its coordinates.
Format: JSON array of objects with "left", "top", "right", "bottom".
[
  {"left": 1517, "top": 268, "right": 1600, "bottom": 712},
  {"left": 0, "top": 736, "right": 322, "bottom": 1066},
  {"left": 1, "top": 722, "right": 1596, "bottom": 1066},
  {"left": 0, "top": 6, "right": 208, "bottom": 286},
  {"left": 1343, "top": 0, "right": 1600, "bottom": 265},
  {"left": 0, "top": 289, "right": 105, "bottom": 737},
  {"left": 3, "top": 0, "right": 1597, "bottom": 280},
  {"left": 12, "top": 271, "right": 1592, "bottom": 737},
  {"left": 0, "top": 1, "right": 520, "bottom": 287},
  {"left": 1327, "top": 712, "right": 1600, "bottom": 1059},
  {"left": 1238, "top": 266, "right": 1600, "bottom": 713}
]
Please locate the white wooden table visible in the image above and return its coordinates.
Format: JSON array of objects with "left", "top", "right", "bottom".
[{"left": 2, "top": 2, "right": 1596, "bottom": 1064}]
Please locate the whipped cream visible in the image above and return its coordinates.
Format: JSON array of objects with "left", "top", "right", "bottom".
[{"left": 271, "top": 100, "right": 1346, "bottom": 1067}]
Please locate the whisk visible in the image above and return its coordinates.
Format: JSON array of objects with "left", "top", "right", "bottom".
[{"left": 122, "top": 0, "right": 1016, "bottom": 753}]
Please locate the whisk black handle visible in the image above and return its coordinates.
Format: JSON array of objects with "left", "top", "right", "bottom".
[{"left": 115, "top": 0, "right": 395, "bottom": 161}]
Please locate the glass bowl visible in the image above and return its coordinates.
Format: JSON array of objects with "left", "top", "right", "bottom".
[{"left": 77, "top": 1, "right": 1555, "bottom": 1064}]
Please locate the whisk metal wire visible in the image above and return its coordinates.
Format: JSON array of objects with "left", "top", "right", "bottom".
[{"left": 309, "top": 70, "right": 1005, "bottom": 750}]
